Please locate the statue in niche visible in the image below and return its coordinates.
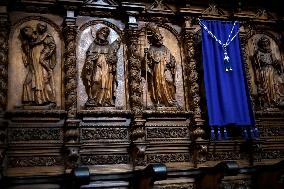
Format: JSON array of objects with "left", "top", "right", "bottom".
[
  {"left": 252, "top": 36, "right": 284, "bottom": 108},
  {"left": 81, "top": 26, "right": 120, "bottom": 107},
  {"left": 142, "top": 24, "right": 176, "bottom": 108},
  {"left": 19, "top": 23, "right": 57, "bottom": 108}
]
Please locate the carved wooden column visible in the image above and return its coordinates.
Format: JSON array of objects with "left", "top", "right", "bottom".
[
  {"left": 63, "top": 10, "right": 80, "bottom": 169},
  {"left": 123, "top": 4, "right": 147, "bottom": 166},
  {"left": 0, "top": 6, "right": 8, "bottom": 111},
  {"left": 182, "top": 18, "right": 207, "bottom": 166},
  {"left": 0, "top": 4, "right": 8, "bottom": 176}
]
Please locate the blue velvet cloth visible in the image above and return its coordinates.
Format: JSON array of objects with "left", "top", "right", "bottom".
[{"left": 200, "top": 19, "right": 255, "bottom": 130}]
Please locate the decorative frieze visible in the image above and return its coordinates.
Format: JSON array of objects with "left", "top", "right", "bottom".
[
  {"left": 9, "top": 128, "right": 61, "bottom": 142},
  {"left": 147, "top": 127, "right": 189, "bottom": 139},
  {"left": 147, "top": 153, "right": 191, "bottom": 163},
  {"left": 81, "top": 154, "right": 129, "bottom": 165},
  {"left": 207, "top": 152, "right": 241, "bottom": 161},
  {"left": 8, "top": 156, "right": 62, "bottom": 168},
  {"left": 81, "top": 128, "right": 128, "bottom": 140}
]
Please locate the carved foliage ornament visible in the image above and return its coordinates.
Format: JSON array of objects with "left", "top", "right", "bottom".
[
  {"left": 0, "top": 17, "right": 9, "bottom": 110},
  {"left": 63, "top": 22, "right": 77, "bottom": 117}
]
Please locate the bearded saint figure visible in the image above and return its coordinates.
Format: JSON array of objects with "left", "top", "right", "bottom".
[
  {"left": 252, "top": 36, "right": 284, "bottom": 108},
  {"left": 81, "top": 26, "right": 120, "bottom": 107},
  {"left": 143, "top": 24, "right": 176, "bottom": 108}
]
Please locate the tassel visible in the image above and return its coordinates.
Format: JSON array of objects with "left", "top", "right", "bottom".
[
  {"left": 223, "top": 127, "right": 228, "bottom": 140},
  {"left": 253, "top": 127, "right": 259, "bottom": 139},
  {"left": 250, "top": 127, "right": 255, "bottom": 139},
  {"left": 210, "top": 127, "right": 215, "bottom": 140},
  {"left": 242, "top": 128, "right": 248, "bottom": 139},
  {"left": 217, "top": 127, "right": 222, "bottom": 140}
]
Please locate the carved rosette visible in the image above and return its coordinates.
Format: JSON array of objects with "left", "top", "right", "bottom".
[
  {"left": 0, "top": 14, "right": 9, "bottom": 111},
  {"left": 63, "top": 17, "right": 77, "bottom": 118}
]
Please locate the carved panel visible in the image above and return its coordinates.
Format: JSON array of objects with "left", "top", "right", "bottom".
[
  {"left": 221, "top": 180, "right": 252, "bottom": 189},
  {"left": 81, "top": 128, "right": 128, "bottom": 141},
  {"left": 81, "top": 154, "right": 129, "bottom": 165},
  {"left": 8, "top": 128, "right": 62, "bottom": 143},
  {"left": 0, "top": 15, "right": 9, "bottom": 110},
  {"left": 77, "top": 21, "right": 125, "bottom": 110},
  {"left": 8, "top": 156, "right": 62, "bottom": 168},
  {"left": 246, "top": 33, "right": 284, "bottom": 110},
  {"left": 261, "top": 150, "right": 284, "bottom": 159},
  {"left": 154, "top": 184, "right": 195, "bottom": 189},
  {"left": 63, "top": 17, "right": 77, "bottom": 117},
  {"left": 146, "top": 127, "right": 190, "bottom": 139},
  {"left": 147, "top": 153, "right": 191, "bottom": 163},
  {"left": 8, "top": 18, "right": 62, "bottom": 110},
  {"left": 207, "top": 152, "right": 241, "bottom": 161},
  {"left": 139, "top": 23, "right": 184, "bottom": 111}
]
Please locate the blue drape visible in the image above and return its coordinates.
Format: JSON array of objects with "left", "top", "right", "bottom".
[{"left": 200, "top": 19, "right": 255, "bottom": 137}]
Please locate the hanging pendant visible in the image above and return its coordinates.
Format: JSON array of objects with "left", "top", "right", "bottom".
[{"left": 223, "top": 47, "right": 232, "bottom": 72}]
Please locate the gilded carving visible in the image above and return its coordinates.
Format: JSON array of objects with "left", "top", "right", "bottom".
[
  {"left": 251, "top": 36, "right": 284, "bottom": 108},
  {"left": 19, "top": 23, "right": 57, "bottom": 108},
  {"left": 81, "top": 26, "right": 120, "bottom": 107},
  {"left": 143, "top": 24, "right": 177, "bottom": 108}
]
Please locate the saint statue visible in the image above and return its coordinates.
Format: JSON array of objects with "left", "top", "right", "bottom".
[
  {"left": 143, "top": 24, "right": 176, "bottom": 107},
  {"left": 252, "top": 36, "right": 284, "bottom": 108},
  {"left": 19, "top": 23, "right": 57, "bottom": 107},
  {"left": 81, "top": 26, "right": 120, "bottom": 107}
]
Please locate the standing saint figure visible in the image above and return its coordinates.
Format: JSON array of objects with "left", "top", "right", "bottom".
[
  {"left": 19, "top": 23, "right": 57, "bottom": 107},
  {"left": 143, "top": 24, "right": 176, "bottom": 107},
  {"left": 81, "top": 26, "right": 120, "bottom": 107},
  {"left": 252, "top": 36, "right": 284, "bottom": 108}
]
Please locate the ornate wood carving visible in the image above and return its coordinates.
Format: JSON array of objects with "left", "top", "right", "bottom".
[
  {"left": 8, "top": 128, "right": 62, "bottom": 142},
  {"left": 81, "top": 128, "right": 128, "bottom": 140},
  {"left": 147, "top": 153, "right": 191, "bottom": 163},
  {"left": 18, "top": 22, "right": 57, "bottom": 108},
  {"left": 63, "top": 15, "right": 77, "bottom": 118},
  {"left": 182, "top": 17, "right": 207, "bottom": 166},
  {"left": 0, "top": 12, "right": 9, "bottom": 111},
  {"left": 125, "top": 13, "right": 147, "bottom": 164},
  {"left": 146, "top": 127, "right": 189, "bottom": 139},
  {"left": 8, "top": 156, "right": 62, "bottom": 168},
  {"left": 81, "top": 154, "right": 129, "bottom": 165}
]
